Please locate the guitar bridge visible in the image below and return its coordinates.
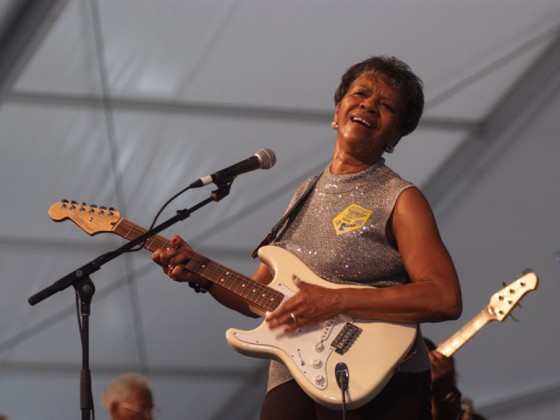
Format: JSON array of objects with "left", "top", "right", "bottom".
[{"left": 331, "top": 322, "right": 362, "bottom": 355}]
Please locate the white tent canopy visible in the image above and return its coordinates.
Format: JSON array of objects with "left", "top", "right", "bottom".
[{"left": 1, "top": 1, "right": 560, "bottom": 419}]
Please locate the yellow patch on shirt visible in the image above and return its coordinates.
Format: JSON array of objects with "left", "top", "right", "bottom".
[{"left": 333, "top": 204, "right": 373, "bottom": 235}]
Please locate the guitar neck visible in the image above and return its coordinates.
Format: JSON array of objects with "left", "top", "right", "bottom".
[
  {"left": 113, "top": 218, "right": 283, "bottom": 314},
  {"left": 436, "top": 308, "right": 493, "bottom": 357}
]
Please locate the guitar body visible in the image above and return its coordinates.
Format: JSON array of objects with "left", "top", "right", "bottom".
[{"left": 226, "top": 245, "right": 417, "bottom": 410}]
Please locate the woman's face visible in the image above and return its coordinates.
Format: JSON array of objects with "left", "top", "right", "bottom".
[{"left": 334, "top": 74, "right": 403, "bottom": 158}]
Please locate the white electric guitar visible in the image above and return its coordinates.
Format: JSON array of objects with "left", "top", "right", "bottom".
[
  {"left": 436, "top": 272, "right": 538, "bottom": 356},
  {"left": 48, "top": 200, "right": 417, "bottom": 410}
]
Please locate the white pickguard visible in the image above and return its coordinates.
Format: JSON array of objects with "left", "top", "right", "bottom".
[{"left": 229, "top": 281, "right": 353, "bottom": 390}]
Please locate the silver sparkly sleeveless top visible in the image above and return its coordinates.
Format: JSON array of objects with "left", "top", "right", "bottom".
[{"left": 267, "top": 158, "right": 430, "bottom": 392}]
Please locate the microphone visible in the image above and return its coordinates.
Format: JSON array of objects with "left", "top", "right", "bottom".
[{"left": 189, "top": 148, "right": 276, "bottom": 188}]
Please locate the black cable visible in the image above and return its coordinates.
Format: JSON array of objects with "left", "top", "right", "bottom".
[
  {"left": 336, "top": 363, "right": 349, "bottom": 420},
  {"left": 88, "top": 0, "right": 149, "bottom": 374}
]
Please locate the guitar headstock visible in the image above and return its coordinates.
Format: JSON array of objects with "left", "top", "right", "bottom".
[
  {"left": 48, "top": 200, "right": 122, "bottom": 236},
  {"left": 488, "top": 271, "right": 538, "bottom": 321}
]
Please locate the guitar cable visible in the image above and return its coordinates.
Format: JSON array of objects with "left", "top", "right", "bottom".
[
  {"left": 335, "top": 362, "right": 350, "bottom": 420},
  {"left": 340, "top": 390, "right": 347, "bottom": 420}
]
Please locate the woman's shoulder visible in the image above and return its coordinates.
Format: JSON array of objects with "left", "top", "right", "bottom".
[
  {"left": 378, "top": 162, "right": 414, "bottom": 186},
  {"left": 374, "top": 163, "right": 418, "bottom": 199}
]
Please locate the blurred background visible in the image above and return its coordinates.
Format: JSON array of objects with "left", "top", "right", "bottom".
[{"left": 0, "top": 0, "right": 559, "bottom": 419}]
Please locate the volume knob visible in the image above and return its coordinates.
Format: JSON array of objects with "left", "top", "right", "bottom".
[
  {"left": 314, "top": 374, "right": 326, "bottom": 385},
  {"left": 314, "top": 342, "right": 325, "bottom": 353},
  {"left": 311, "top": 359, "right": 323, "bottom": 369}
]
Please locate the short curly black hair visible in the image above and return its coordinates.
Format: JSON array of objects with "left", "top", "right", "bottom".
[{"left": 334, "top": 56, "right": 424, "bottom": 137}]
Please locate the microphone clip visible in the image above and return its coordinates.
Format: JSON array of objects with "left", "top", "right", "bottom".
[{"left": 210, "top": 180, "right": 233, "bottom": 202}]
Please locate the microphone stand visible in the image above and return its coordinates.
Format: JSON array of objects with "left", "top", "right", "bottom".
[{"left": 28, "top": 181, "right": 234, "bottom": 420}]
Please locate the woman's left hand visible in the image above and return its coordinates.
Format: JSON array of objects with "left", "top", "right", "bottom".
[{"left": 266, "top": 275, "right": 342, "bottom": 333}]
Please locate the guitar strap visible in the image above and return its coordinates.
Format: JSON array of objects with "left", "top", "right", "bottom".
[{"left": 251, "top": 173, "right": 322, "bottom": 258}]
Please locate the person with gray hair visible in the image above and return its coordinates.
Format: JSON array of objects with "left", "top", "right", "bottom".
[{"left": 102, "top": 372, "right": 154, "bottom": 420}]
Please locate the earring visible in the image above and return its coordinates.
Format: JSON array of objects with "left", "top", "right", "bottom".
[
  {"left": 331, "top": 121, "right": 338, "bottom": 129},
  {"left": 384, "top": 144, "right": 395, "bottom": 153}
]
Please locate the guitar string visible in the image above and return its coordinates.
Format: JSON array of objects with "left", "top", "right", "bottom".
[{"left": 116, "top": 218, "right": 284, "bottom": 312}]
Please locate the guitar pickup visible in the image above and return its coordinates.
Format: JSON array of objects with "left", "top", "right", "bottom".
[{"left": 331, "top": 322, "right": 362, "bottom": 355}]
